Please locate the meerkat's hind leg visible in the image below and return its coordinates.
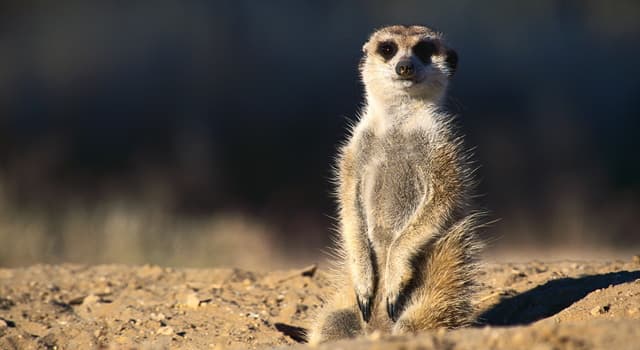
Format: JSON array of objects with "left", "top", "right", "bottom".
[
  {"left": 308, "top": 283, "right": 364, "bottom": 344},
  {"left": 308, "top": 307, "right": 363, "bottom": 345},
  {"left": 392, "top": 213, "right": 484, "bottom": 334},
  {"left": 308, "top": 261, "right": 366, "bottom": 345}
]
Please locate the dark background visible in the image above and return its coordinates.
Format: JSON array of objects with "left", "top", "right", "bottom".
[{"left": 1, "top": 1, "right": 639, "bottom": 268}]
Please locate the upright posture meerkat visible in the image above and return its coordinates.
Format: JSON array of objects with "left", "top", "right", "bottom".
[{"left": 309, "top": 25, "right": 483, "bottom": 344}]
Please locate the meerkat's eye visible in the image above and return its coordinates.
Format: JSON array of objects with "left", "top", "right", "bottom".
[
  {"left": 376, "top": 41, "right": 397, "bottom": 60},
  {"left": 413, "top": 41, "right": 437, "bottom": 64}
]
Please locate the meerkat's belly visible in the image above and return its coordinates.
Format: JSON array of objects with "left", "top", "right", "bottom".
[{"left": 361, "top": 152, "right": 426, "bottom": 245}]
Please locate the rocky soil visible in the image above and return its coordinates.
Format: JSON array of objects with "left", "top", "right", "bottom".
[{"left": 1, "top": 257, "right": 639, "bottom": 349}]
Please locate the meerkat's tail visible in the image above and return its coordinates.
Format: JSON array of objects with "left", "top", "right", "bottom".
[{"left": 393, "top": 212, "right": 484, "bottom": 334}]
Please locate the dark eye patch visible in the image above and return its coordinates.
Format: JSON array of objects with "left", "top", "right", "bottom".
[
  {"left": 376, "top": 41, "right": 397, "bottom": 61},
  {"left": 413, "top": 41, "right": 437, "bottom": 64}
]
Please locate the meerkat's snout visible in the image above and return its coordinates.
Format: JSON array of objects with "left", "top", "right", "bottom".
[{"left": 395, "top": 58, "right": 415, "bottom": 79}]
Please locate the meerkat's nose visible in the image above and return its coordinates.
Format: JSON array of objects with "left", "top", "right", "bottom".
[{"left": 395, "top": 59, "right": 415, "bottom": 78}]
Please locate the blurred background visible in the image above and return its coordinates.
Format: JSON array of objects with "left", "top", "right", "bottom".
[{"left": 1, "top": 1, "right": 639, "bottom": 269}]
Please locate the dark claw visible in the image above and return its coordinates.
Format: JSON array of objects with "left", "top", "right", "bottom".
[
  {"left": 387, "top": 297, "right": 399, "bottom": 322},
  {"left": 356, "top": 295, "right": 372, "bottom": 323}
]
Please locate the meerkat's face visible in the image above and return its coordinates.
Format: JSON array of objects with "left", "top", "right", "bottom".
[{"left": 360, "top": 25, "right": 458, "bottom": 103}]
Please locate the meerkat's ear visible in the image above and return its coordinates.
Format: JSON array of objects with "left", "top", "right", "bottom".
[
  {"left": 445, "top": 48, "right": 458, "bottom": 76},
  {"left": 362, "top": 42, "right": 369, "bottom": 54}
]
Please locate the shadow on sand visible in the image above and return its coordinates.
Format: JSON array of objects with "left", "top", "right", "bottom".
[
  {"left": 275, "top": 322, "right": 308, "bottom": 343},
  {"left": 478, "top": 270, "right": 640, "bottom": 326}
]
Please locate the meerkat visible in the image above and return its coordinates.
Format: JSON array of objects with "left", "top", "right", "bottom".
[{"left": 308, "top": 25, "right": 484, "bottom": 344}]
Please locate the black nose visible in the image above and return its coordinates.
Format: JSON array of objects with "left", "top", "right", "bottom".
[{"left": 395, "top": 59, "right": 415, "bottom": 78}]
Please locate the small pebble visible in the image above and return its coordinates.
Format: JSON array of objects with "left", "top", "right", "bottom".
[
  {"left": 181, "top": 293, "right": 200, "bottom": 309},
  {"left": 590, "top": 304, "right": 610, "bottom": 316},
  {"left": 157, "top": 326, "right": 174, "bottom": 335},
  {"left": 150, "top": 313, "right": 166, "bottom": 321},
  {"left": 82, "top": 294, "right": 101, "bottom": 306}
]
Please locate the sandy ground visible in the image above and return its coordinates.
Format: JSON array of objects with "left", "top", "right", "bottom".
[{"left": 1, "top": 257, "right": 639, "bottom": 349}]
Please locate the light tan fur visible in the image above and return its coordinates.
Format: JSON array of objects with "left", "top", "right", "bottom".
[{"left": 308, "top": 25, "right": 484, "bottom": 345}]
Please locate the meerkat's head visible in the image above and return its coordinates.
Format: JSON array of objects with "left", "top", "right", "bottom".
[{"left": 360, "top": 25, "right": 458, "bottom": 105}]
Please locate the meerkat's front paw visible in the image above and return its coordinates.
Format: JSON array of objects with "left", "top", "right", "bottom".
[
  {"left": 384, "top": 261, "right": 412, "bottom": 322},
  {"left": 354, "top": 277, "right": 375, "bottom": 322},
  {"left": 356, "top": 292, "right": 372, "bottom": 323},
  {"left": 352, "top": 264, "right": 375, "bottom": 322}
]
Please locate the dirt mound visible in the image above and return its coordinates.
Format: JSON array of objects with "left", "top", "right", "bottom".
[{"left": 1, "top": 258, "right": 639, "bottom": 349}]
